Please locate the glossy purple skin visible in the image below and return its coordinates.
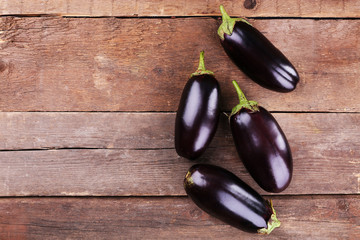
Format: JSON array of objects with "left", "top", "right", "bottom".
[
  {"left": 175, "top": 74, "right": 220, "bottom": 160},
  {"left": 221, "top": 21, "right": 299, "bottom": 92},
  {"left": 184, "top": 164, "right": 273, "bottom": 232},
  {"left": 230, "top": 106, "right": 293, "bottom": 193}
]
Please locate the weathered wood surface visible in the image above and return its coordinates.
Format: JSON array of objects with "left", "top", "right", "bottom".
[
  {"left": 0, "top": 112, "right": 176, "bottom": 150},
  {"left": 0, "top": 196, "right": 359, "bottom": 239},
  {"left": 1, "top": 17, "right": 360, "bottom": 112},
  {"left": 0, "top": 112, "right": 359, "bottom": 196},
  {"left": 1, "top": 112, "right": 359, "bottom": 151},
  {"left": 1, "top": 2, "right": 359, "bottom": 238},
  {"left": 1, "top": 146, "right": 359, "bottom": 196},
  {"left": 1, "top": 0, "right": 360, "bottom": 18}
]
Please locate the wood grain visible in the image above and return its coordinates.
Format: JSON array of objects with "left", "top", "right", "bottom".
[
  {"left": 0, "top": 147, "right": 358, "bottom": 196},
  {"left": 0, "top": 1, "right": 359, "bottom": 239},
  {"left": 0, "top": 112, "right": 359, "bottom": 196},
  {"left": 1, "top": 0, "right": 360, "bottom": 17},
  {"left": 0, "top": 196, "right": 359, "bottom": 239},
  {"left": 0, "top": 130, "right": 359, "bottom": 196},
  {"left": 1, "top": 111, "right": 359, "bottom": 151},
  {"left": 0, "top": 112, "right": 176, "bottom": 150},
  {"left": 1, "top": 17, "right": 360, "bottom": 112}
]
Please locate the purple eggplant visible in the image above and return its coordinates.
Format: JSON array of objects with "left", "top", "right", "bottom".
[
  {"left": 217, "top": 5, "right": 299, "bottom": 92},
  {"left": 175, "top": 51, "right": 221, "bottom": 160},
  {"left": 184, "top": 164, "right": 281, "bottom": 234},
  {"left": 229, "top": 80, "right": 293, "bottom": 193}
]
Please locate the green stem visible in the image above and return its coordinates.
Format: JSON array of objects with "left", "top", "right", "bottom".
[
  {"left": 232, "top": 80, "right": 248, "bottom": 103},
  {"left": 217, "top": 5, "right": 251, "bottom": 40},
  {"left": 191, "top": 51, "right": 214, "bottom": 77},
  {"left": 220, "top": 5, "right": 232, "bottom": 26},
  {"left": 230, "top": 80, "right": 259, "bottom": 117},
  {"left": 197, "top": 51, "right": 206, "bottom": 72}
]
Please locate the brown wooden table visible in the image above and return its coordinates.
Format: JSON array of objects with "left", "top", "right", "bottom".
[{"left": 0, "top": 1, "right": 359, "bottom": 239}]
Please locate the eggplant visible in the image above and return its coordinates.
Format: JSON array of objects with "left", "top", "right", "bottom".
[
  {"left": 229, "top": 80, "right": 293, "bottom": 193},
  {"left": 217, "top": 5, "right": 299, "bottom": 92},
  {"left": 175, "top": 51, "right": 221, "bottom": 160},
  {"left": 184, "top": 164, "right": 280, "bottom": 234}
]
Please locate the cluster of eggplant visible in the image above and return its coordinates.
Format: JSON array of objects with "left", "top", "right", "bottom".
[{"left": 175, "top": 5, "right": 299, "bottom": 235}]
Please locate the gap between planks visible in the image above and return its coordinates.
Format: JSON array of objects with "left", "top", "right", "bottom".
[
  {"left": 0, "top": 193, "right": 358, "bottom": 199},
  {"left": 2, "top": 14, "right": 360, "bottom": 20},
  {"left": 1, "top": 0, "right": 360, "bottom": 18}
]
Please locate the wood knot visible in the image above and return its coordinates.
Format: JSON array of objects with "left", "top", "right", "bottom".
[
  {"left": 244, "top": 0, "right": 257, "bottom": 9},
  {"left": 0, "top": 60, "right": 7, "bottom": 72}
]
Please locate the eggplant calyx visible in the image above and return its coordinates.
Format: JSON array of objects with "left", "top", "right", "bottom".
[
  {"left": 184, "top": 171, "right": 194, "bottom": 188},
  {"left": 191, "top": 51, "right": 214, "bottom": 77},
  {"left": 258, "top": 200, "right": 281, "bottom": 235},
  {"left": 217, "top": 5, "right": 251, "bottom": 41},
  {"left": 230, "top": 80, "right": 259, "bottom": 118}
]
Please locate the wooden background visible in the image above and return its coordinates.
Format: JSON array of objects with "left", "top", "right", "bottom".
[{"left": 0, "top": 1, "right": 359, "bottom": 239}]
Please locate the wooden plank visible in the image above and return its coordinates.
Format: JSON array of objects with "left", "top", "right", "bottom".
[
  {"left": 1, "top": 112, "right": 359, "bottom": 152},
  {"left": 0, "top": 136, "right": 359, "bottom": 196},
  {"left": 0, "top": 196, "right": 359, "bottom": 239},
  {"left": 0, "top": 17, "right": 360, "bottom": 112},
  {"left": 0, "top": 112, "right": 176, "bottom": 150},
  {"left": 1, "top": 0, "right": 360, "bottom": 17},
  {"left": 0, "top": 112, "right": 359, "bottom": 196}
]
